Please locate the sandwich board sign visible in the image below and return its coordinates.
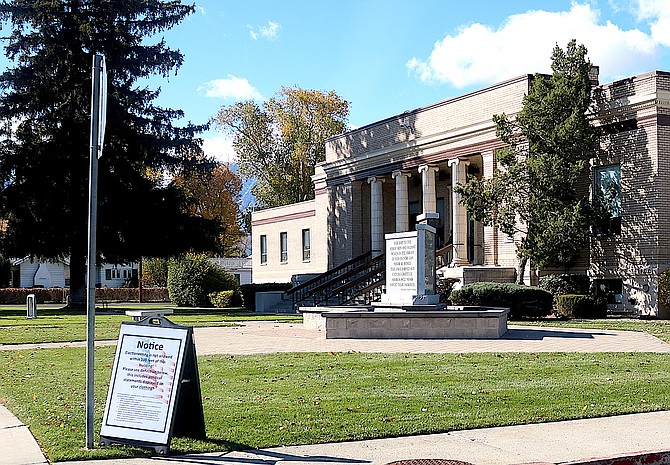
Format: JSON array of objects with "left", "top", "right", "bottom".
[{"left": 100, "top": 315, "right": 205, "bottom": 455}]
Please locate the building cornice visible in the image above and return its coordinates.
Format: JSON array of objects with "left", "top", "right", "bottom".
[{"left": 320, "top": 118, "right": 500, "bottom": 182}]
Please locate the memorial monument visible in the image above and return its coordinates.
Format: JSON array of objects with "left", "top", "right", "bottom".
[
  {"left": 380, "top": 213, "right": 440, "bottom": 307},
  {"left": 301, "top": 212, "right": 509, "bottom": 339}
]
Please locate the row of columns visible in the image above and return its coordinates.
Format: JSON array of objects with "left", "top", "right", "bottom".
[{"left": 368, "top": 159, "right": 471, "bottom": 266}]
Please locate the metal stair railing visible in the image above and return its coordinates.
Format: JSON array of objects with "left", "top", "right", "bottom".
[
  {"left": 286, "top": 251, "right": 372, "bottom": 308},
  {"left": 285, "top": 251, "right": 385, "bottom": 310},
  {"left": 329, "top": 260, "right": 385, "bottom": 306}
]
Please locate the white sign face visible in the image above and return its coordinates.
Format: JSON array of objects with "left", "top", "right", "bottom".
[
  {"left": 101, "top": 323, "right": 188, "bottom": 445},
  {"left": 386, "top": 233, "right": 418, "bottom": 294}
]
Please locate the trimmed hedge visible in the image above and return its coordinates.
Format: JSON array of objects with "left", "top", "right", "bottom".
[
  {"left": 97, "top": 287, "right": 169, "bottom": 302},
  {"left": 555, "top": 294, "right": 607, "bottom": 319},
  {"left": 209, "top": 290, "right": 235, "bottom": 308},
  {"left": 0, "top": 287, "right": 170, "bottom": 304},
  {"left": 0, "top": 288, "right": 69, "bottom": 304},
  {"left": 240, "top": 283, "right": 292, "bottom": 310},
  {"left": 449, "top": 282, "right": 553, "bottom": 319}
]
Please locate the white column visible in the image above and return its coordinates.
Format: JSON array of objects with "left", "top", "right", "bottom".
[
  {"left": 418, "top": 164, "right": 439, "bottom": 214},
  {"left": 368, "top": 176, "right": 385, "bottom": 257},
  {"left": 448, "top": 158, "right": 470, "bottom": 266},
  {"left": 392, "top": 170, "right": 411, "bottom": 232}
]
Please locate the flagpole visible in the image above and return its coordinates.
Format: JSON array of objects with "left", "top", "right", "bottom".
[{"left": 86, "top": 53, "right": 105, "bottom": 450}]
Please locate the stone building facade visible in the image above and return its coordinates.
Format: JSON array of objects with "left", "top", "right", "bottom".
[{"left": 251, "top": 70, "right": 670, "bottom": 317}]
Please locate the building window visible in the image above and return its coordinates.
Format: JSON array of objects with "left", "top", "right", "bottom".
[
  {"left": 595, "top": 279, "right": 623, "bottom": 304},
  {"left": 106, "top": 268, "right": 120, "bottom": 280},
  {"left": 260, "top": 235, "right": 267, "bottom": 264},
  {"left": 302, "top": 229, "right": 311, "bottom": 262},
  {"left": 594, "top": 165, "right": 621, "bottom": 235},
  {"left": 280, "top": 232, "right": 288, "bottom": 263}
]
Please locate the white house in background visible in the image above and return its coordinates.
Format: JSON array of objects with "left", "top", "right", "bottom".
[
  {"left": 10, "top": 257, "right": 138, "bottom": 288},
  {"left": 209, "top": 257, "right": 252, "bottom": 285}
]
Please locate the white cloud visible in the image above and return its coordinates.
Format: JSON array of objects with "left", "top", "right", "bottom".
[
  {"left": 202, "top": 136, "right": 237, "bottom": 164},
  {"left": 197, "top": 75, "right": 263, "bottom": 101},
  {"left": 407, "top": 3, "right": 662, "bottom": 88},
  {"left": 248, "top": 21, "right": 281, "bottom": 41},
  {"left": 635, "top": 0, "right": 670, "bottom": 46}
]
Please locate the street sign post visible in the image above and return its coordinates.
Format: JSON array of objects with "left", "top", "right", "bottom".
[{"left": 85, "top": 53, "right": 107, "bottom": 449}]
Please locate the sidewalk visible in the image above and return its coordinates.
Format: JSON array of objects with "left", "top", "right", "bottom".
[
  {"left": 55, "top": 411, "right": 670, "bottom": 465},
  {"left": 3, "top": 321, "right": 670, "bottom": 465}
]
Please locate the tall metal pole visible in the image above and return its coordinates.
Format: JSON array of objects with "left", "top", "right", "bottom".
[{"left": 86, "top": 54, "right": 104, "bottom": 450}]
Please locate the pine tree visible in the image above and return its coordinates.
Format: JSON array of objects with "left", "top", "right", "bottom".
[
  {"left": 0, "top": 0, "right": 218, "bottom": 304},
  {"left": 456, "top": 40, "right": 599, "bottom": 282}
]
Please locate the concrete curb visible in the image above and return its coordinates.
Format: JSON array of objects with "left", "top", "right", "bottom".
[{"left": 519, "top": 449, "right": 670, "bottom": 465}]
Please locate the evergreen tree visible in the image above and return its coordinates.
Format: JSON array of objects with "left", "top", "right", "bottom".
[
  {"left": 0, "top": 0, "right": 218, "bottom": 304},
  {"left": 456, "top": 40, "right": 599, "bottom": 282}
]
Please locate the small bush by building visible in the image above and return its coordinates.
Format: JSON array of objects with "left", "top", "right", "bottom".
[
  {"left": 539, "top": 274, "right": 590, "bottom": 299},
  {"left": 437, "top": 277, "right": 460, "bottom": 303},
  {"left": 554, "top": 294, "right": 607, "bottom": 319},
  {"left": 209, "top": 290, "right": 236, "bottom": 308},
  {"left": 659, "top": 269, "right": 670, "bottom": 310},
  {"left": 167, "top": 253, "right": 240, "bottom": 307},
  {"left": 449, "top": 282, "right": 553, "bottom": 319}
]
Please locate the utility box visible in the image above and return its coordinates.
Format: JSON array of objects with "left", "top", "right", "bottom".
[{"left": 26, "top": 294, "right": 37, "bottom": 319}]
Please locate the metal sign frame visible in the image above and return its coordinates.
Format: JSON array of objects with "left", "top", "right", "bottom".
[{"left": 100, "top": 316, "right": 205, "bottom": 455}]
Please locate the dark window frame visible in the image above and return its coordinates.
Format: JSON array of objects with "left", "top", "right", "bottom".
[
  {"left": 302, "top": 228, "right": 311, "bottom": 262},
  {"left": 260, "top": 235, "right": 267, "bottom": 264},
  {"left": 280, "top": 232, "right": 288, "bottom": 263}
]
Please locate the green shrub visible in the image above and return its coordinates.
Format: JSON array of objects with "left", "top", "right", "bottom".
[
  {"left": 240, "top": 283, "right": 292, "bottom": 310},
  {"left": 659, "top": 270, "right": 670, "bottom": 309},
  {"left": 555, "top": 294, "right": 607, "bottom": 319},
  {"left": 437, "top": 277, "right": 460, "bottom": 303},
  {"left": 141, "top": 257, "right": 168, "bottom": 287},
  {"left": 539, "top": 274, "right": 590, "bottom": 299},
  {"left": 167, "top": 253, "right": 240, "bottom": 307},
  {"left": 209, "top": 290, "right": 235, "bottom": 308},
  {"left": 450, "top": 282, "right": 553, "bottom": 319}
]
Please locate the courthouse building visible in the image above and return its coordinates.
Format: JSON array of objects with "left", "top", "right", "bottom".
[{"left": 251, "top": 69, "right": 670, "bottom": 318}]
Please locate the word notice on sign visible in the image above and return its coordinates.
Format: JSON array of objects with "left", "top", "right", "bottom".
[{"left": 101, "top": 323, "right": 188, "bottom": 446}]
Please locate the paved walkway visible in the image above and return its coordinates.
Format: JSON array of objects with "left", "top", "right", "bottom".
[
  {"left": 3, "top": 321, "right": 670, "bottom": 465},
  {"left": 193, "top": 321, "right": 670, "bottom": 354}
]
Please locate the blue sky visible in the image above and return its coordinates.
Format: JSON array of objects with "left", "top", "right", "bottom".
[
  {"left": 147, "top": 0, "right": 670, "bottom": 163},
  {"left": 6, "top": 1, "right": 670, "bottom": 163}
]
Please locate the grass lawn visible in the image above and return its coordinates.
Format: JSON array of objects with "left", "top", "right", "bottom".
[
  {"left": 0, "top": 347, "right": 670, "bottom": 462},
  {"left": 0, "top": 305, "right": 301, "bottom": 345},
  {"left": 2, "top": 309, "right": 670, "bottom": 462}
]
